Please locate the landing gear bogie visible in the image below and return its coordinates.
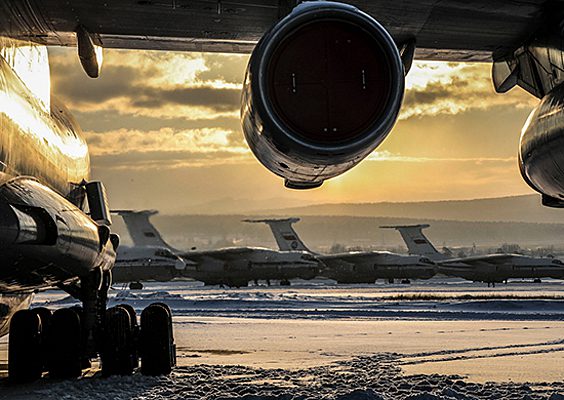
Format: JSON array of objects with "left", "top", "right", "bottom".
[{"left": 8, "top": 269, "right": 175, "bottom": 382}]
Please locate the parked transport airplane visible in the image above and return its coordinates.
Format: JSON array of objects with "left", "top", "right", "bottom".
[
  {"left": 112, "top": 246, "right": 189, "bottom": 290},
  {"left": 115, "top": 210, "right": 321, "bottom": 287},
  {"left": 382, "top": 224, "right": 564, "bottom": 285},
  {"left": 245, "top": 218, "right": 437, "bottom": 284}
]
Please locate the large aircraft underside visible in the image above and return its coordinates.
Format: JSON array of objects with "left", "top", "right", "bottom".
[
  {"left": 3, "top": 0, "right": 564, "bottom": 196},
  {"left": 0, "top": 0, "right": 547, "bottom": 60}
]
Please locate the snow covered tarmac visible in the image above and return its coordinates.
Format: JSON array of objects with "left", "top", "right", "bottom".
[{"left": 1, "top": 278, "right": 564, "bottom": 399}]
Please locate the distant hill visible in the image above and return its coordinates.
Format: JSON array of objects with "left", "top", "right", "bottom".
[
  {"left": 257, "top": 195, "right": 564, "bottom": 224},
  {"left": 182, "top": 196, "right": 316, "bottom": 215}
]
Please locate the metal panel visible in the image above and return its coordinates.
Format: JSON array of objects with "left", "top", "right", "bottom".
[{"left": 0, "top": 0, "right": 555, "bottom": 60}]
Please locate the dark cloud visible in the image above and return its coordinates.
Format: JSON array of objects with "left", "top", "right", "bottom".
[
  {"left": 52, "top": 62, "right": 150, "bottom": 103},
  {"left": 130, "top": 86, "right": 240, "bottom": 110},
  {"left": 402, "top": 79, "right": 470, "bottom": 108},
  {"left": 50, "top": 52, "right": 240, "bottom": 113},
  {"left": 92, "top": 149, "right": 249, "bottom": 169},
  {"left": 76, "top": 109, "right": 241, "bottom": 133}
]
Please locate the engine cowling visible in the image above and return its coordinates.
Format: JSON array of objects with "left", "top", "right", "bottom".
[
  {"left": 519, "top": 83, "right": 564, "bottom": 206},
  {"left": 241, "top": 2, "right": 405, "bottom": 189}
]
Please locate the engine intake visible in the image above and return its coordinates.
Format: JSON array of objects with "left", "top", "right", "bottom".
[{"left": 242, "top": 2, "right": 405, "bottom": 189}]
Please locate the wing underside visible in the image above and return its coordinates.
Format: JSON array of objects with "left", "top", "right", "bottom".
[{"left": 0, "top": 0, "right": 553, "bottom": 61}]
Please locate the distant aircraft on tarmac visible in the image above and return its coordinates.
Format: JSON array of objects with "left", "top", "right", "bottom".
[
  {"left": 245, "top": 218, "right": 436, "bottom": 284},
  {"left": 382, "top": 224, "right": 564, "bottom": 286},
  {"left": 114, "top": 211, "right": 321, "bottom": 288},
  {"left": 112, "top": 246, "right": 189, "bottom": 290}
]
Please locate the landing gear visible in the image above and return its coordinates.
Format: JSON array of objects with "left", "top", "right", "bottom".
[
  {"left": 140, "top": 303, "right": 175, "bottom": 376},
  {"left": 533, "top": 278, "right": 542, "bottom": 283},
  {"left": 47, "top": 308, "right": 83, "bottom": 379},
  {"left": 8, "top": 310, "right": 43, "bottom": 383},
  {"left": 8, "top": 270, "right": 175, "bottom": 382},
  {"left": 280, "top": 279, "right": 291, "bottom": 286},
  {"left": 101, "top": 306, "right": 136, "bottom": 376},
  {"left": 129, "top": 281, "right": 144, "bottom": 290},
  {"left": 400, "top": 279, "right": 411, "bottom": 284}
]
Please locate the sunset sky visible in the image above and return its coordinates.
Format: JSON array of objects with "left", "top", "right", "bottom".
[{"left": 49, "top": 48, "right": 539, "bottom": 214}]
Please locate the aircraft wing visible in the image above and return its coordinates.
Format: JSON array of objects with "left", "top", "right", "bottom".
[
  {"left": 1, "top": 0, "right": 551, "bottom": 60},
  {"left": 320, "top": 253, "right": 376, "bottom": 265},
  {"left": 439, "top": 254, "right": 521, "bottom": 266},
  {"left": 178, "top": 247, "right": 257, "bottom": 263}
]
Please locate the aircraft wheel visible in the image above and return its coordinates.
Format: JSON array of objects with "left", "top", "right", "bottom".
[
  {"left": 8, "top": 310, "right": 43, "bottom": 383},
  {"left": 534, "top": 278, "right": 542, "bottom": 283},
  {"left": 47, "top": 308, "right": 82, "bottom": 379},
  {"left": 129, "top": 281, "right": 144, "bottom": 290},
  {"left": 401, "top": 279, "right": 411, "bottom": 284},
  {"left": 32, "top": 307, "right": 52, "bottom": 372},
  {"left": 101, "top": 306, "right": 135, "bottom": 376},
  {"left": 280, "top": 279, "right": 291, "bottom": 286},
  {"left": 118, "top": 303, "right": 140, "bottom": 369},
  {"left": 140, "top": 303, "right": 175, "bottom": 376}
]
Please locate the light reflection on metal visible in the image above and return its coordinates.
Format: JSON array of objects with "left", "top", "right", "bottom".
[
  {"left": 0, "top": 36, "right": 89, "bottom": 197},
  {"left": 0, "top": 37, "right": 50, "bottom": 112}
]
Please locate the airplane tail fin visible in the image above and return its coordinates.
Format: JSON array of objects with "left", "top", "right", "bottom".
[
  {"left": 243, "top": 217, "right": 311, "bottom": 252},
  {"left": 113, "top": 209, "right": 173, "bottom": 250},
  {"left": 380, "top": 224, "right": 447, "bottom": 261}
]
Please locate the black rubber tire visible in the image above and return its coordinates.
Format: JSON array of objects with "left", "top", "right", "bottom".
[
  {"left": 129, "top": 281, "right": 144, "bottom": 290},
  {"left": 119, "top": 304, "right": 140, "bottom": 369},
  {"left": 8, "top": 310, "right": 43, "bottom": 383},
  {"left": 47, "top": 308, "right": 82, "bottom": 379},
  {"left": 140, "top": 303, "right": 175, "bottom": 376},
  {"left": 32, "top": 307, "right": 52, "bottom": 372},
  {"left": 101, "top": 306, "right": 135, "bottom": 376}
]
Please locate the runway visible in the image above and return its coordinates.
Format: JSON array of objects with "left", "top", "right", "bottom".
[{"left": 1, "top": 278, "right": 564, "bottom": 399}]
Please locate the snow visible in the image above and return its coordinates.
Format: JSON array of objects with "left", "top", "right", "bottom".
[{"left": 1, "top": 278, "right": 564, "bottom": 399}]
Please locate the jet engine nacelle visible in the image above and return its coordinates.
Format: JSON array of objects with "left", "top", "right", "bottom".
[
  {"left": 520, "top": 83, "right": 564, "bottom": 207},
  {"left": 241, "top": 2, "right": 405, "bottom": 189}
]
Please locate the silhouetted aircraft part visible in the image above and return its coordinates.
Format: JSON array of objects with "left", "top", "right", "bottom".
[
  {"left": 242, "top": 2, "right": 405, "bottom": 189},
  {"left": 76, "top": 25, "right": 103, "bottom": 78}
]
